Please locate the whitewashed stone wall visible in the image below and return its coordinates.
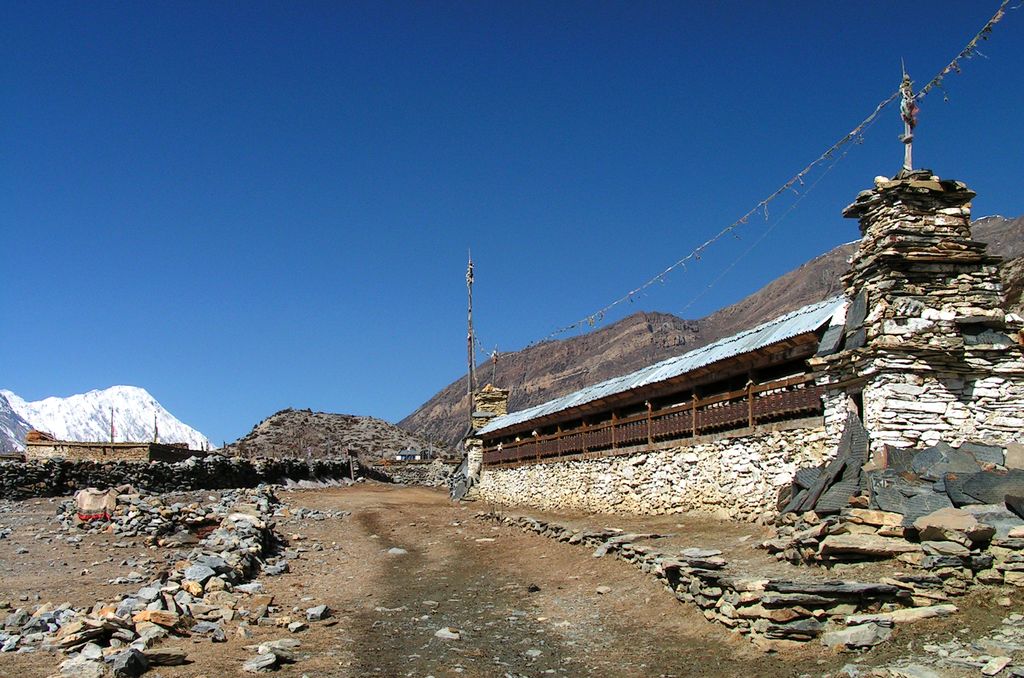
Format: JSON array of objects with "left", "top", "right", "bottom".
[
  {"left": 475, "top": 423, "right": 830, "bottom": 524},
  {"left": 822, "top": 390, "right": 851, "bottom": 449},
  {"left": 465, "top": 437, "right": 484, "bottom": 481},
  {"left": 859, "top": 360, "right": 1024, "bottom": 450}
]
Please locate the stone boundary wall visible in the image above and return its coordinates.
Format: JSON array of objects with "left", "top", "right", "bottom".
[
  {"left": 475, "top": 420, "right": 831, "bottom": 523},
  {"left": 478, "top": 511, "right": 938, "bottom": 650},
  {"left": 0, "top": 455, "right": 357, "bottom": 499},
  {"left": 370, "top": 459, "right": 457, "bottom": 487}
]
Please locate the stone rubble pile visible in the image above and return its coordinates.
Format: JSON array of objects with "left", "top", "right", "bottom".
[
  {"left": 0, "top": 487, "right": 337, "bottom": 677},
  {"left": 763, "top": 505, "right": 1024, "bottom": 603},
  {"left": 55, "top": 487, "right": 261, "bottom": 542},
  {"left": 282, "top": 506, "right": 350, "bottom": 522},
  {"left": 477, "top": 511, "right": 968, "bottom": 651},
  {"left": 768, "top": 419, "right": 1024, "bottom": 601}
]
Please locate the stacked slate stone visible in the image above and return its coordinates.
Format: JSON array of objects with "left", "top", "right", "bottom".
[
  {"left": 834, "top": 169, "right": 1018, "bottom": 357},
  {"left": 813, "top": 170, "right": 1024, "bottom": 452},
  {"left": 0, "top": 455, "right": 357, "bottom": 499},
  {"left": 765, "top": 503, "right": 1024, "bottom": 604},
  {"left": 0, "top": 487, "right": 334, "bottom": 676},
  {"left": 477, "top": 511, "right": 970, "bottom": 650},
  {"left": 781, "top": 413, "right": 871, "bottom": 515},
  {"left": 782, "top": 420, "right": 1024, "bottom": 522}
]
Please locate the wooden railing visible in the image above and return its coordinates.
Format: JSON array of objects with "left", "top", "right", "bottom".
[{"left": 482, "top": 375, "right": 823, "bottom": 467}]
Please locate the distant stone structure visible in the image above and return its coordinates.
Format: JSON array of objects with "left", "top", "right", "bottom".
[
  {"left": 24, "top": 438, "right": 201, "bottom": 463},
  {"left": 464, "top": 384, "right": 509, "bottom": 482}
]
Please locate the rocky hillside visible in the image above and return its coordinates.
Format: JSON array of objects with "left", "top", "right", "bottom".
[
  {"left": 1003, "top": 255, "right": 1024, "bottom": 316},
  {"left": 400, "top": 216, "right": 1024, "bottom": 448},
  {"left": 223, "top": 408, "right": 440, "bottom": 460}
]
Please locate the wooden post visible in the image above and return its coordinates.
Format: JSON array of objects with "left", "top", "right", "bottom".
[
  {"left": 900, "top": 70, "right": 916, "bottom": 172},
  {"left": 556, "top": 424, "right": 562, "bottom": 457},
  {"left": 747, "top": 375, "right": 754, "bottom": 428},
  {"left": 611, "top": 412, "right": 618, "bottom": 450},
  {"left": 583, "top": 420, "right": 589, "bottom": 454},
  {"left": 691, "top": 391, "right": 698, "bottom": 437},
  {"left": 646, "top": 401, "right": 653, "bottom": 448}
]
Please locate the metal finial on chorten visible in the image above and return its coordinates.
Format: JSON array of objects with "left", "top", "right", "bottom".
[{"left": 899, "top": 65, "right": 919, "bottom": 173}]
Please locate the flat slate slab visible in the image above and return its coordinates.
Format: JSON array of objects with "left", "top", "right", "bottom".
[
  {"left": 912, "top": 442, "right": 981, "bottom": 482},
  {"left": 794, "top": 467, "right": 823, "bottom": 490},
  {"left": 959, "top": 442, "right": 1006, "bottom": 466},
  {"left": 765, "top": 579, "right": 903, "bottom": 598},
  {"left": 820, "top": 534, "right": 924, "bottom": 559},
  {"left": 963, "top": 470, "right": 1024, "bottom": 505},
  {"left": 943, "top": 472, "right": 982, "bottom": 506},
  {"left": 900, "top": 493, "right": 954, "bottom": 526},
  {"left": 816, "top": 479, "right": 861, "bottom": 514}
]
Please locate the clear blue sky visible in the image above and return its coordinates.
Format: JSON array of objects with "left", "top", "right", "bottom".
[{"left": 2, "top": 2, "right": 1021, "bottom": 445}]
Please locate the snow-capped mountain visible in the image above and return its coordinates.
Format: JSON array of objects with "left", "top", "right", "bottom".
[
  {"left": 0, "top": 386, "right": 210, "bottom": 452},
  {"left": 0, "top": 393, "right": 33, "bottom": 453}
]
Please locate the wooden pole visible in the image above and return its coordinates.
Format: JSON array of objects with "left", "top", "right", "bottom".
[
  {"left": 747, "top": 374, "right": 754, "bottom": 428},
  {"left": 690, "top": 392, "right": 697, "bottom": 437},
  {"left": 466, "top": 252, "right": 476, "bottom": 430},
  {"left": 646, "top": 401, "right": 653, "bottom": 448},
  {"left": 900, "top": 69, "right": 916, "bottom": 172}
]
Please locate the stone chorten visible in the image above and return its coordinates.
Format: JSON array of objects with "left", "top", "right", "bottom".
[
  {"left": 813, "top": 170, "right": 1024, "bottom": 452},
  {"left": 471, "top": 383, "right": 510, "bottom": 432},
  {"left": 463, "top": 384, "right": 510, "bottom": 482}
]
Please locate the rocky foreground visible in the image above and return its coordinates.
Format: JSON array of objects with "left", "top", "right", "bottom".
[
  {"left": 0, "top": 486, "right": 350, "bottom": 676},
  {"left": 0, "top": 484, "right": 1022, "bottom": 677}
]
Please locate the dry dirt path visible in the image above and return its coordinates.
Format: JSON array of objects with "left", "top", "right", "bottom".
[
  {"left": 0, "top": 484, "right": 903, "bottom": 677},
  {"left": 245, "top": 485, "right": 843, "bottom": 677}
]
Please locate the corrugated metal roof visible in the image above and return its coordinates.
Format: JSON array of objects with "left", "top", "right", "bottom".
[{"left": 478, "top": 296, "right": 847, "bottom": 436}]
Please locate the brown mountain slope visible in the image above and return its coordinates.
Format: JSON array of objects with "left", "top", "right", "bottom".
[
  {"left": 225, "top": 408, "right": 436, "bottom": 460},
  {"left": 1002, "top": 255, "right": 1024, "bottom": 316},
  {"left": 399, "top": 216, "right": 1024, "bottom": 448}
]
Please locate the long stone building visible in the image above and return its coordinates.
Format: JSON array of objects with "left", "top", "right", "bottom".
[
  {"left": 24, "top": 437, "right": 201, "bottom": 463},
  {"left": 467, "top": 170, "right": 1024, "bottom": 522}
]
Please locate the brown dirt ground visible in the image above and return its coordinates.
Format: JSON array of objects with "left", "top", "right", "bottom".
[{"left": 0, "top": 484, "right": 1019, "bottom": 677}]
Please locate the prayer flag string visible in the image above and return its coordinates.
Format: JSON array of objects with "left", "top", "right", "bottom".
[{"left": 524, "top": 0, "right": 1012, "bottom": 349}]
